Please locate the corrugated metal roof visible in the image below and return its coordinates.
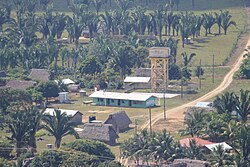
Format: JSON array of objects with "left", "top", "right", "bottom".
[
  {"left": 62, "top": 78, "right": 75, "bottom": 85},
  {"left": 205, "top": 142, "right": 232, "bottom": 151},
  {"left": 89, "top": 91, "right": 156, "bottom": 101},
  {"left": 195, "top": 102, "right": 213, "bottom": 108},
  {"left": 44, "top": 108, "right": 82, "bottom": 117},
  {"left": 124, "top": 77, "right": 151, "bottom": 83},
  {"left": 131, "top": 92, "right": 179, "bottom": 98}
]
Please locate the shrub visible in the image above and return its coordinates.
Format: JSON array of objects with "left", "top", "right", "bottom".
[
  {"left": 0, "top": 141, "right": 13, "bottom": 159},
  {"left": 63, "top": 139, "right": 115, "bottom": 159}
]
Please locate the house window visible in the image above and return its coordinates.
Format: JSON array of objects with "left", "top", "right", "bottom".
[
  {"left": 133, "top": 101, "right": 144, "bottom": 104},
  {"left": 122, "top": 100, "right": 125, "bottom": 103},
  {"left": 111, "top": 99, "right": 114, "bottom": 102},
  {"left": 98, "top": 98, "right": 103, "bottom": 102}
]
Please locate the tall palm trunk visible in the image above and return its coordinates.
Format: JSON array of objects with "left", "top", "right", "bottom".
[{"left": 55, "top": 138, "right": 61, "bottom": 149}]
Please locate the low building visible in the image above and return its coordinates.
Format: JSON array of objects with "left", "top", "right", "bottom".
[
  {"left": 124, "top": 76, "right": 151, "bottom": 90},
  {"left": 80, "top": 123, "right": 119, "bottom": 145},
  {"left": 29, "top": 69, "right": 50, "bottom": 81},
  {"left": 104, "top": 111, "right": 132, "bottom": 133},
  {"left": 179, "top": 137, "right": 214, "bottom": 148},
  {"left": 44, "top": 108, "right": 83, "bottom": 124},
  {"left": 58, "top": 92, "right": 69, "bottom": 103},
  {"left": 89, "top": 91, "right": 157, "bottom": 108}
]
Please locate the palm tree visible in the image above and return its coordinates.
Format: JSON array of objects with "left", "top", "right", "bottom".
[
  {"left": 0, "top": 6, "right": 11, "bottom": 34},
  {"left": 109, "top": 43, "right": 135, "bottom": 81},
  {"left": 42, "top": 109, "right": 79, "bottom": 148},
  {"left": 116, "top": 0, "right": 134, "bottom": 14},
  {"left": 202, "top": 13, "right": 215, "bottom": 36},
  {"left": 153, "top": 5, "right": 165, "bottom": 41},
  {"left": 165, "top": 11, "right": 175, "bottom": 36},
  {"left": 236, "top": 124, "right": 250, "bottom": 166},
  {"left": 235, "top": 89, "right": 250, "bottom": 122},
  {"left": 181, "top": 52, "right": 196, "bottom": 67},
  {"left": 208, "top": 144, "right": 233, "bottom": 167},
  {"left": 7, "top": 104, "right": 33, "bottom": 157},
  {"left": 184, "top": 139, "right": 204, "bottom": 160},
  {"left": 221, "top": 10, "right": 236, "bottom": 35},
  {"left": 100, "top": 11, "right": 113, "bottom": 35},
  {"left": 131, "top": 6, "right": 147, "bottom": 35},
  {"left": 214, "top": 10, "right": 223, "bottom": 34},
  {"left": 91, "top": 0, "right": 104, "bottom": 16},
  {"left": 213, "top": 92, "right": 236, "bottom": 115},
  {"left": 151, "top": 129, "right": 175, "bottom": 163},
  {"left": 181, "top": 109, "right": 205, "bottom": 137}
]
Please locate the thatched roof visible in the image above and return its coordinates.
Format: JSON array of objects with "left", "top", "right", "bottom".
[
  {"left": 172, "top": 159, "right": 210, "bottom": 167},
  {"left": 135, "top": 68, "right": 151, "bottom": 77},
  {"left": 3, "top": 80, "right": 36, "bottom": 90},
  {"left": 29, "top": 69, "right": 49, "bottom": 81},
  {"left": 0, "top": 71, "right": 7, "bottom": 77},
  {"left": 104, "top": 111, "right": 132, "bottom": 128},
  {"left": 80, "top": 123, "right": 119, "bottom": 142}
]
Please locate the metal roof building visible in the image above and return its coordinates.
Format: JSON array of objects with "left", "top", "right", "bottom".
[{"left": 89, "top": 91, "right": 157, "bottom": 108}]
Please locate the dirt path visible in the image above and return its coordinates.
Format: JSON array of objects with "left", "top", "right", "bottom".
[{"left": 141, "top": 37, "right": 250, "bottom": 132}]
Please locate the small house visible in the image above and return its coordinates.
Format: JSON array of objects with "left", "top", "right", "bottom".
[
  {"left": 124, "top": 76, "right": 151, "bottom": 90},
  {"left": 80, "top": 123, "right": 119, "bottom": 145},
  {"left": 89, "top": 91, "right": 157, "bottom": 108},
  {"left": 104, "top": 111, "right": 132, "bottom": 133},
  {"left": 58, "top": 92, "right": 69, "bottom": 103},
  {"left": 29, "top": 69, "right": 50, "bottom": 81},
  {"left": 44, "top": 108, "right": 83, "bottom": 124}
]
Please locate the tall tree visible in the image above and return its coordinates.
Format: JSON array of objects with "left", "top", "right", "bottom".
[
  {"left": 42, "top": 109, "right": 79, "bottom": 148},
  {"left": 235, "top": 89, "right": 250, "bottom": 122},
  {"left": 221, "top": 10, "right": 236, "bottom": 35},
  {"left": 213, "top": 92, "right": 236, "bottom": 115}
]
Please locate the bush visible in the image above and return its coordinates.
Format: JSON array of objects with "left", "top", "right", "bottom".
[
  {"left": 0, "top": 141, "right": 13, "bottom": 159},
  {"left": 63, "top": 139, "right": 115, "bottom": 159}
]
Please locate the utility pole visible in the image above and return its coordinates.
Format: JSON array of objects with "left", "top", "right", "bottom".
[
  {"left": 149, "top": 107, "right": 152, "bottom": 135},
  {"left": 212, "top": 54, "right": 215, "bottom": 83},
  {"left": 163, "top": 84, "right": 166, "bottom": 120},
  {"left": 199, "top": 59, "right": 202, "bottom": 89},
  {"left": 134, "top": 119, "right": 138, "bottom": 134}
]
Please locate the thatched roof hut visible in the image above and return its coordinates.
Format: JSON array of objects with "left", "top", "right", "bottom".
[
  {"left": 29, "top": 69, "right": 49, "bottom": 81},
  {"left": 3, "top": 80, "right": 36, "bottom": 90},
  {"left": 104, "top": 111, "right": 132, "bottom": 132},
  {"left": 80, "top": 123, "right": 119, "bottom": 145}
]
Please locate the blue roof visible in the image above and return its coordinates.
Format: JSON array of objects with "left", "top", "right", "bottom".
[{"left": 195, "top": 102, "right": 213, "bottom": 108}]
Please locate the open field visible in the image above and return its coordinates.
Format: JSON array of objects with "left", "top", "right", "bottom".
[{"left": 0, "top": 0, "right": 245, "bottom": 11}]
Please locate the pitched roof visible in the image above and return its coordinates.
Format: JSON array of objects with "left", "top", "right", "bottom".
[
  {"left": 205, "top": 142, "right": 233, "bottom": 151},
  {"left": 135, "top": 68, "right": 151, "bottom": 77},
  {"left": 172, "top": 159, "right": 210, "bottom": 167},
  {"left": 44, "top": 108, "right": 82, "bottom": 117},
  {"left": 29, "top": 69, "right": 49, "bottom": 81},
  {"left": 80, "top": 123, "right": 119, "bottom": 142},
  {"left": 89, "top": 91, "right": 156, "bottom": 101},
  {"left": 124, "top": 77, "right": 151, "bottom": 83},
  {"left": 104, "top": 111, "right": 132, "bottom": 127},
  {"left": 4, "top": 80, "right": 36, "bottom": 90},
  {"left": 179, "top": 137, "right": 214, "bottom": 148}
]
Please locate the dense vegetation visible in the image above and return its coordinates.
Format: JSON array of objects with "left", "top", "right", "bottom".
[
  {"left": 121, "top": 89, "right": 250, "bottom": 166},
  {"left": 0, "top": 0, "right": 237, "bottom": 89}
]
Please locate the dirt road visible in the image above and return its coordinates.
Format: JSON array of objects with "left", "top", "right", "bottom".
[{"left": 141, "top": 38, "right": 250, "bottom": 131}]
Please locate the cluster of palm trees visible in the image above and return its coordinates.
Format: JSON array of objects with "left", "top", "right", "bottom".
[
  {"left": 122, "top": 89, "right": 250, "bottom": 166},
  {"left": 4, "top": 104, "right": 78, "bottom": 158},
  {"left": 0, "top": 0, "right": 236, "bottom": 72}
]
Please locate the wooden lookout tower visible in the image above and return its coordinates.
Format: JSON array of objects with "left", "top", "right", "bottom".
[{"left": 149, "top": 47, "right": 171, "bottom": 92}]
